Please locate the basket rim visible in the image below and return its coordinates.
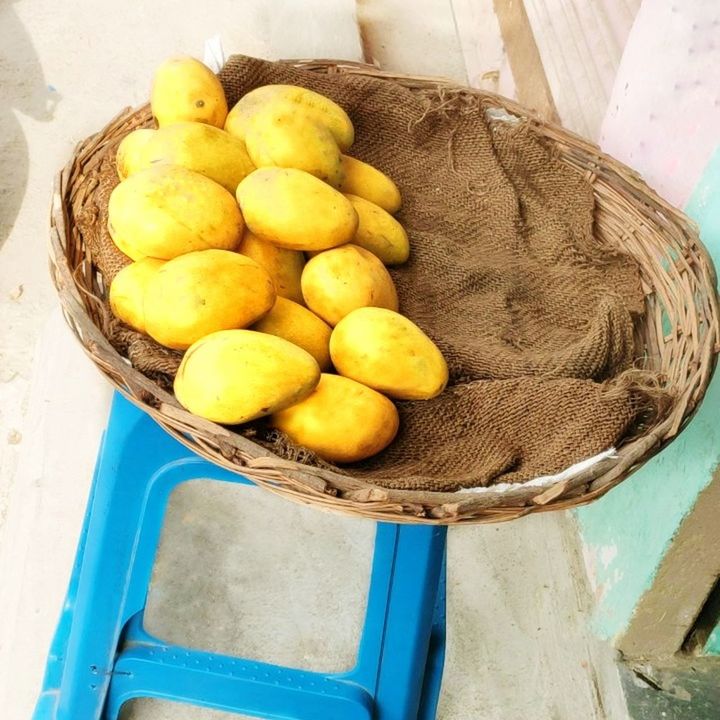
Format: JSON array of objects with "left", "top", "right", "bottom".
[{"left": 48, "top": 57, "right": 720, "bottom": 524}]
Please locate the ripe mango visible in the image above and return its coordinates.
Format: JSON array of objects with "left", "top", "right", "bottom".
[
  {"left": 175, "top": 329, "right": 320, "bottom": 424},
  {"left": 109, "top": 228, "right": 146, "bottom": 262},
  {"left": 245, "top": 108, "right": 342, "bottom": 187},
  {"left": 301, "top": 244, "right": 398, "bottom": 326},
  {"left": 339, "top": 155, "right": 401, "bottom": 213},
  {"left": 116, "top": 128, "right": 156, "bottom": 181},
  {"left": 237, "top": 168, "right": 357, "bottom": 251},
  {"left": 108, "top": 165, "right": 243, "bottom": 260},
  {"left": 225, "top": 84, "right": 354, "bottom": 150},
  {"left": 345, "top": 194, "right": 409, "bottom": 265},
  {"left": 252, "top": 297, "right": 332, "bottom": 370},
  {"left": 330, "top": 307, "right": 448, "bottom": 400},
  {"left": 237, "top": 231, "right": 305, "bottom": 304},
  {"left": 151, "top": 56, "right": 227, "bottom": 127},
  {"left": 132, "top": 122, "right": 255, "bottom": 193},
  {"left": 270, "top": 374, "right": 399, "bottom": 463},
  {"left": 144, "top": 249, "right": 275, "bottom": 350},
  {"left": 109, "top": 258, "right": 165, "bottom": 333}
]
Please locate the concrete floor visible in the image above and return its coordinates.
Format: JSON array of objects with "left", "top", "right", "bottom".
[{"left": 0, "top": 1, "right": 632, "bottom": 718}]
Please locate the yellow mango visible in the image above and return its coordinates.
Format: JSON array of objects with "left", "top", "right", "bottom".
[
  {"left": 151, "top": 56, "right": 227, "bottom": 128},
  {"left": 237, "top": 231, "right": 304, "bottom": 303},
  {"left": 225, "top": 84, "right": 354, "bottom": 150},
  {"left": 131, "top": 122, "right": 254, "bottom": 193},
  {"left": 245, "top": 109, "right": 342, "bottom": 187},
  {"left": 270, "top": 374, "right": 399, "bottom": 463},
  {"left": 175, "top": 329, "right": 320, "bottom": 424},
  {"left": 301, "top": 244, "right": 398, "bottom": 326},
  {"left": 236, "top": 168, "right": 357, "bottom": 251},
  {"left": 108, "top": 165, "right": 243, "bottom": 260},
  {"left": 109, "top": 228, "right": 146, "bottom": 261},
  {"left": 109, "top": 258, "right": 164, "bottom": 333},
  {"left": 144, "top": 249, "right": 275, "bottom": 350},
  {"left": 330, "top": 307, "right": 448, "bottom": 400},
  {"left": 252, "top": 297, "right": 332, "bottom": 370},
  {"left": 339, "top": 155, "right": 401, "bottom": 213},
  {"left": 116, "top": 128, "right": 156, "bottom": 181},
  {"left": 345, "top": 194, "right": 409, "bottom": 265}
]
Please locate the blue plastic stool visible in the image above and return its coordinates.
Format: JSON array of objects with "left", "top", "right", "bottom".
[{"left": 34, "top": 392, "right": 447, "bottom": 720}]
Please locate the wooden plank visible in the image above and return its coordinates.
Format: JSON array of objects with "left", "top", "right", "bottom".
[
  {"left": 491, "top": 0, "right": 560, "bottom": 123},
  {"left": 454, "top": 0, "right": 640, "bottom": 136},
  {"left": 616, "top": 473, "right": 720, "bottom": 658},
  {"left": 356, "top": 0, "right": 469, "bottom": 83},
  {"left": 522, "top": 0, "right": 640, "bottom": 138},
  {"left": 450, "top": 0, "right": 516, "bottom": 96},
  {"left": 265, "top": 0, "right": 364, "bottom": 61}
]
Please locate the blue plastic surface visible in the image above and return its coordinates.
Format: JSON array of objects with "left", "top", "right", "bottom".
[{"left": 34, "top": 392, "right": 447, "bottom": 719}]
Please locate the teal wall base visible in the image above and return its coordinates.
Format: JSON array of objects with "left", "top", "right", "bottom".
[
  {"left": 576, "top": 147, "right": 720, "bottom": 645},
  {"left": 706, "top": 625, "right": 720, "bottom": 655}
]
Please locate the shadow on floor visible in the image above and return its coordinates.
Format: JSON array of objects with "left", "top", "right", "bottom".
[{"left": 0, "top": 0, "right": 59, "bottom": 249}]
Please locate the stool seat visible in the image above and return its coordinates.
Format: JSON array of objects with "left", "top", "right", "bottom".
[{"left": 34, "top": 392, "right": 447, "bottom": 720}]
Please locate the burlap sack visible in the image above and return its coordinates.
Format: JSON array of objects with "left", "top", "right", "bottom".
[{"left": 79, "top": 55, "right": 663, "bottom": 492}]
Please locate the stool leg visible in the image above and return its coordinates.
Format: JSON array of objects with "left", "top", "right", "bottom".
[
  {"left": 374, "top": 525, "right": 447, "bottom": 720},
  {"left": 351, "top": 523, "right": 402, "bottom": 686},
  {"left": 52, "top": 394, "right": 234, "bottom": 720},
  {"left": 418, "top": 550, "right": 447, "bottom": 720},
  {"left": 351, "top": 524, "right": 447, "bottom": 720}
]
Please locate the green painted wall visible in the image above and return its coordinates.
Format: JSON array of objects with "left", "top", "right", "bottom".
[
  {"left": 706, "top": 625, "right": 720, "bottom": 655},
  {"left": 576, "top": 148, "right": 720, "bottom": 644}
]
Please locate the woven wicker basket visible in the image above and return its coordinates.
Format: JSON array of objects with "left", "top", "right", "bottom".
[{"left": 49, "top": 59, "right": 719, "bottom": 524}]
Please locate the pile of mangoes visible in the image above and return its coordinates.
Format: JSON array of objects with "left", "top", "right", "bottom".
[{"left": 108, "top": 56, "right": 448, "bottom": 463}]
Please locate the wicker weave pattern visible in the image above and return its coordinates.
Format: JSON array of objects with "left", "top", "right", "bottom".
[{"left": 49, "top": 60, "right": 719, "bottom": 524}]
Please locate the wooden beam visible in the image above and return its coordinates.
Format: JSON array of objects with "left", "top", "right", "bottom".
[
  {"left": 356, "top": 0, "right": 469, "bottom": 83},
  {"left": 268, "top": 0, "right": 364, "bottom": 61},
  {"left": 618, "top": 471, "right": 720, "bottom": 659},
  {"left": 450, "top": 0, "right": 516, "bottom": 96},
  {"left": 522, "top": 0, "right": 640, "bottom": 139},
  {"left": 491, "top": 0, "right": 560, "bottom": 123}
]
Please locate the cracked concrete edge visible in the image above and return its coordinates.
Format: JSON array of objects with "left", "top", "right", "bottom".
[
  {"left": 621, "top": 655, "right": 720, "bottom": 720},
  {"left": 617, "top": 469, "right": 720, "bottom": 660}
]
